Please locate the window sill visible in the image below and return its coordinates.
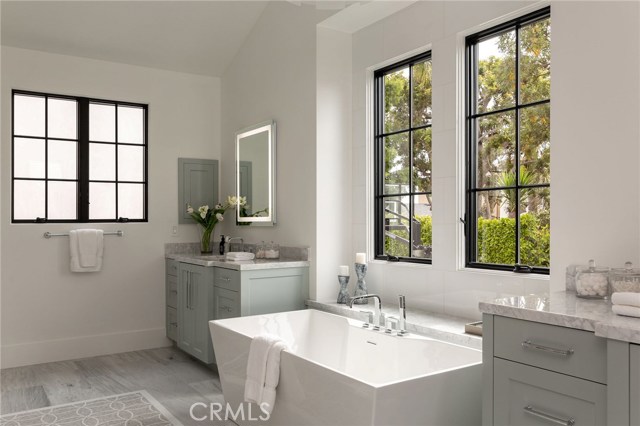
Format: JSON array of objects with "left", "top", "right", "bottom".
[
  {"left": 369, "top": 259, "right": 433, "bottom": 269},
  {"left": 459, "top": 267, "right": 550, "bottom": 280}
]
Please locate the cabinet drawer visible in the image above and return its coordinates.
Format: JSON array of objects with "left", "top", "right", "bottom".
[
  {"left": 632, "top": 344, "right": 640, "bottom": 426},
  {"left": 166, "top": 307, "right": 177, "bottom": 341},
  {"left": 215, "top": 287, "right": 240, "bottom": 320},
  {"left": 166, "top": 275, "right": 178, "bottom": 308},
  {"left": 494, "top": 316, "right": 606, "bottom": 383},
  {"left": 214, "top": 268, "right": 240, "bottom": 291},
  {"left": 494, "top": 358, "right": 606, "bottom": 426},
  {"left": 166, "top": 259, "right": 178, "bottom": 277}
]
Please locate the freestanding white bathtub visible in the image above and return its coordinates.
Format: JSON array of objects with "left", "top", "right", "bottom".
[{"left": 209, "top": 309, "right": 481, "bottom": 426}]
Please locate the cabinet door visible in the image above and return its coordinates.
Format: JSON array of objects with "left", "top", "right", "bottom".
[
  {"left": 215, "top": 287, "right": 240, "bottom": 320},
  {"left": 632, "top": 344, "right": 640, "bottom": 426},
  {"left": 177, "top": 264, "right": 196, "bottom": 354},
  {"left": 494, "top": 358, "right": 606, "bottom": 426},
  {"left": 190, "top": 266, "right": 214, "bottom": 362},
  {"left": 178, "top": 158, "right": 218, "bottom": 224},
  {"left": 166, "top": 307, "right": 177, "bottom": 341}
]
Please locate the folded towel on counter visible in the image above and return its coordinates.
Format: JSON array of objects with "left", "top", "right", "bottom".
[
  {"left": 261, "top": 341, "right": 288, "bottom": 414},
  {"left": 70, "top": 229, "right": 104, "bottom": 272},
  {"left": 244, "top": 334, "right": 280, "bottom": 404},
  {"left": 611, "top": 292, "right": 640, "bottom": 307},
  {"left": 226, "top": 252, "right": 255, "bottom": 261},
  {"left": 612, "top": 304, "right": 640, "bottom": 318}
]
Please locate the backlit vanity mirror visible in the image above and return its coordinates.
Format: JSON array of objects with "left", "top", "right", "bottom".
[{"left": 235, "top": 121, "right": 276, "bottom": 226}]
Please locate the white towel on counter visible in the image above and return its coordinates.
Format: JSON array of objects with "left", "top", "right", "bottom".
[
  {"left": 612, "top": 304, "right": 640, "bottom": 318},
  {"left": 611, "top": 292, "right": 640, "bottom": 308},
  {"left": 261, "top": 341, "right": 287, "bottom": 414},
  {"left": 226, "top": 252, "right": 255, "bottom": 261},
  {"left": 70, "top": 229, "right": 104, "bottom": 272},
  {"left": 244, "top": 334, "right": 287, "bottom": 412}
]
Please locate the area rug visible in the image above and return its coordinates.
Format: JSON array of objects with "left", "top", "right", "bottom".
[{"left": 0, "top": 390, "right": 183, "bottom": 426}]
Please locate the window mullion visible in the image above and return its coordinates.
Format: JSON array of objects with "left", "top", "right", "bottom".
[
  {"left": 78, "top": 99, "right": 90, "bottom": 222},
  {"left": 514, "top": 23, "right": 521, "bottom": 266}
]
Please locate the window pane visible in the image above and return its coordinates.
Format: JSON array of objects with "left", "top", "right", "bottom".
[
  {"left": 118, "top": 183, "right": 144, "bottom": 219},
  {"left": 413, "top": 194, "right": 432, "bottom": 259},
  {"left": 89, "top": 182, "right": 115, "bottom": 219},
  {"left": 383, "top": 196, "right": 410, "bottom": 257},
  {"left": 48, "top": 98, "right": 77, "bottom": 139},
  {"left": 14, "top": 138, "right": 45, "bottom": 178},
  {"left": 476, "top": 190, "right": 515, "bottom": 265},
  {"left": 117, "top": 106, "right": 144, "bottom": 144},
  {"left": 519, "top": 18, "right": 551, "bottom": 104},
  {"left": 413, "top": 128, "right": 431, "bottom": 192},
  {"left": 48, "top": 181, "right": 77, "bottom": 220},
  {"left": 118, "top": 145, "right": 144, "bottom": 182},
  {"left": 90, "top": 143, "right": 115, "bottom": 180},
  {"left": 519, "top": 103, "right": 550, "bottom": 184},
  {"left": 14, "top": 94, "right": 45, "bottom": 137},
  {"left": 519, "top": 187, "right": 550, "bottom": 267},
  {"left": 476, "top": 32, "right": 516, "bottom": 113},
  {"left": 48, "top": 140, "right": 77, "bottom": 180},
  {"left": 476, "top": 111, "right": 515, "bottom": 188},
  {"left": 89, "top": 103, "right": 115, "bottom": 142},
  {"left": 412, "top": 60, "right": 432, "bottom": 126},
  {"left": 14, "top": 180, "right": 45, "bottom": 220},
  {"left": 384, "top": 133, "right": 409, "bottom": 194},
  {"left": 384, "top": 68, "right": 410, "bottom": 133}
]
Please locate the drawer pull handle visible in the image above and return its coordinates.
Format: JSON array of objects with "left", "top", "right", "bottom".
[
  {"left": 220, "top": 277, "right": 231, "bottom": 282},
  {"left": 170, "top": 290, "right": 178, "bottom": 294},
  {"left": 524, "top": 405, "right": 575, "bottom": 426},
  {"left": 521, "top": 340, "right": 574, "bottom": 357},
  {"left": 220, "top": 306, "right": 233, "bottom": 312},
  {"left": 170, "top": 322, "right": 178, "bottom": 326}
]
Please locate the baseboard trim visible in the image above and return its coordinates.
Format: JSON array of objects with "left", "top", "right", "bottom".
[{"left": 1, "top": 327, "right": 172, "bottom": 368}]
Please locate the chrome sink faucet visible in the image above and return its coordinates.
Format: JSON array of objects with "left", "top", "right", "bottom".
[
  {"left": 348, "top": 294, "right": 383, "bottom": 329},
  {"left": 226, "top": 237, "right": 244, "bottom": 252}
]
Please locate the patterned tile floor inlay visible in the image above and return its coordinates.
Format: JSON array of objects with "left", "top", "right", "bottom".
[{"left": 0, "top": 391, "right": 182, "bottom": 426}]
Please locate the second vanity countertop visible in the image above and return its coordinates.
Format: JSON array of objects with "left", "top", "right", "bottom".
[
  {"left": 166, "top": 252, "right": 310, "bottom": 271},
  {"left": 479, "top": 291, "right": 640, "bottom": 344}
]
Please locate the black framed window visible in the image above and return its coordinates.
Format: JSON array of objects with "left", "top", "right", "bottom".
[
  {"left": 374, "top": 51, "right": 432, "bottom": 263},
  {"left": 465, "top": 7, "right": 550, "bottom": 273},
  {"left": 11, "top": 90, "right": 148, "bottom": 223}
]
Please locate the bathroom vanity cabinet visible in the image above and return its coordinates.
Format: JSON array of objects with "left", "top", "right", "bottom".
[
  {"left": 165, "top": 258, "right": 308, "bottom": 364},
  {"left": 482, "top": 309, "right": 640, "bottom": 426}
]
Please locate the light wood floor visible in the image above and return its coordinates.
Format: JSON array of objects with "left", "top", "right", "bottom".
[{"left": 0, "top": 346, "right": 232, "bottom": 425}]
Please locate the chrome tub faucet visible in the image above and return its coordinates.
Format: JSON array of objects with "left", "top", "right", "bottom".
[{"left": 349, "top": 294, "right": 383, "bottom": 329}]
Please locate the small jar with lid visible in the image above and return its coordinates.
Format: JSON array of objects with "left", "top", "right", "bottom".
[
  {"left": 265, "top": 241, "right": 280, "bottom": 259},
  {"left": 609, "top": 261, "right": 640, "bottom": 294},
  {"left": 255, "top": 241, "right": 266, "bottom": 259},
  {"left": 575, "top": 259, "right": 610, "bottom": 299}
]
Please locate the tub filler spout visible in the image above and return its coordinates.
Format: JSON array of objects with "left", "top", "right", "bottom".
[{"left": 348, "top": 294, "right": 383, "bottom": 329}]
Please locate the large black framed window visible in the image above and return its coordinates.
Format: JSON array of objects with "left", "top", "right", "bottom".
[
  {"left": 465, "top": 7, "right": 550, "bottom": 273},
  {"left": 374, "top": 51, "right": 432, "bottom": 263},
  {"left": 11, "top": 90, "right": 148, "bottom": 223}
]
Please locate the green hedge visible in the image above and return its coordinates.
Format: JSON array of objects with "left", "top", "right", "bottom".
[{"left": 477, "top": 213, "right": 549, "bottom": 267}]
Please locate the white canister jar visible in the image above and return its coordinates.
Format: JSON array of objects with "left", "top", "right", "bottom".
[{"left": 575, "top": 259, "right": 610, "bottom": 299}]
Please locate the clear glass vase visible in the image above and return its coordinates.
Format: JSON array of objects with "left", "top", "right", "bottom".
[{"left": 198, "top": 225, "right": 215, "bottom": 254}]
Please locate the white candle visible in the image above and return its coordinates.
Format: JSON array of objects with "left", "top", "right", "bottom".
[
  {"left": 338, "top": 265, "right": 349, "bottom": 276},
  {"left": 355, "top": 253, "right": 366, "bottom": 264}
]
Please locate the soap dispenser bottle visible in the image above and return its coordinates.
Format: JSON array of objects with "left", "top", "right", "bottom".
[{"left": 219, "top": 234, "right": 225, "bottom": 255}]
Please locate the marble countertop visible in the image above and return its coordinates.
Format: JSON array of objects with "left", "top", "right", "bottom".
[
  {"left": 165, "top": 253, "right": 310, "bottom": 271},
  {"left": 479, "top": 291, "right": 640, "bottom": 344},
  {"left": 307, "top": 300, "right": 482, "bottom": 350}
]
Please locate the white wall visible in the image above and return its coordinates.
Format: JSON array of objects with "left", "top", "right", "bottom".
[
  {"left": 324, "top": 0, "right": 640, "bottom": 320},
  {"left": 220, "top": 2, "right": 333, "bottom": 299},
  {"left": 0, "top": 46, "right": 221, "bottom": 368}
]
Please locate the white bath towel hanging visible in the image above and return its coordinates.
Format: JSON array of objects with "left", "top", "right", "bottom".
[
  {"left": 70, "top": 229, "right": 104, "bottom": 272},
  {"left": 261, "top": 340, "right": 287, "bottom": 414},
  {"left": 244, "top": 334, "right": 286, "bottom": 408}
]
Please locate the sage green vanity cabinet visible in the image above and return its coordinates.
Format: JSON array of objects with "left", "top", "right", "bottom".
[
  {"left": 632, "top": 344, "right": 640, "bottom": 425},
  {"left": 165, "top": 258, "right": 309, "bottom": 364},
  {"left": 483, "top": 315, "right": 608, "bottom": 426},
  {"left": 177, "top": 263, "right": 215, "bottom": 363},
  {"left": 165, "top": 259, "right": 178, "bottom": 341}
]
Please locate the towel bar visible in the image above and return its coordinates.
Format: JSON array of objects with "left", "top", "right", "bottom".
[{"left": 43, "top": 230, "right": 124, "bottom": 239}]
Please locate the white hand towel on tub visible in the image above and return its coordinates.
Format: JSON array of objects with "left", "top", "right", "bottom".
[
  {"left": 244, "top": 334, "right": 283, "bottom": 405},
  {"left": 611, "top": 292, "right": 640, "bottom": 308},
  {"left": 70, "top": 229, "right": 104, "bottom": 272},
  {"left": 612, "top": 304, "right": 640, "bottom": 318},
  {"left": 261, "top": 340, "right": 288, "bottom": 414}
]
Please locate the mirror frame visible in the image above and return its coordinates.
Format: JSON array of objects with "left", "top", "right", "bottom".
[{"left": 235, "top": 120, "right": 276, "bottom": 225}]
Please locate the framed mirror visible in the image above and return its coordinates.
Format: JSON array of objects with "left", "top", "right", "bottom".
[{"left": 235, "top": 121, "right": 276, "bottom": 225}]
